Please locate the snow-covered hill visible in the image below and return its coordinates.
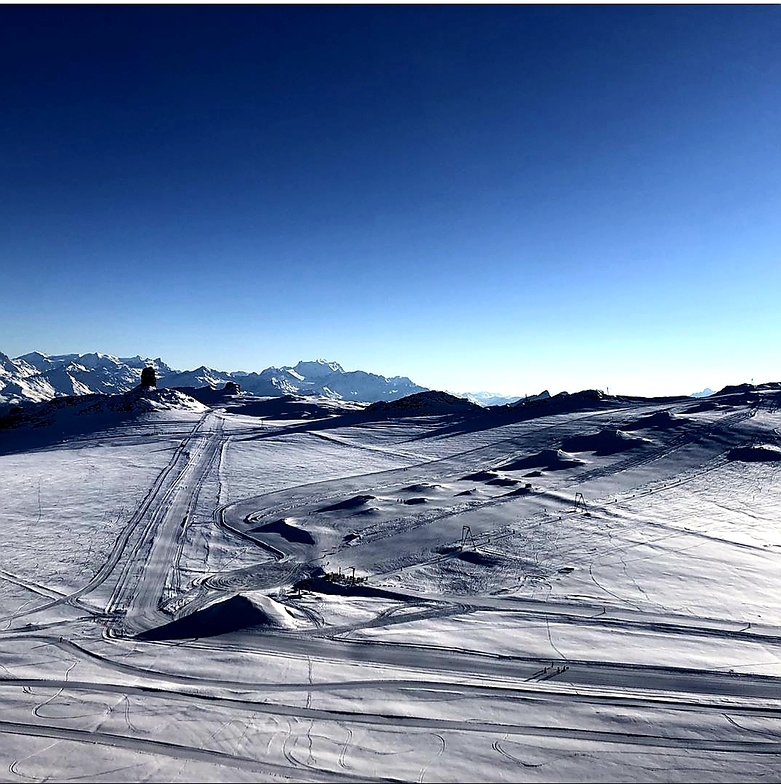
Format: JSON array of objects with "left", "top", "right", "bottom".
[
  {"left": 366, "top": 390, "right": 483, "bottom": 416},
  {"left": 0, "top": 351, "right": 426, "bottom": 408}
]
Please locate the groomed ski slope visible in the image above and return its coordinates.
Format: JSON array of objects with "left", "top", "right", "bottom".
[{"left": 0, "top": 386, "right": 780, "bottom": 782}]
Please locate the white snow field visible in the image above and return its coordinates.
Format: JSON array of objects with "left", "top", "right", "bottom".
[{"left": 1, "top": 384, "right": 781, "bottom": 782}]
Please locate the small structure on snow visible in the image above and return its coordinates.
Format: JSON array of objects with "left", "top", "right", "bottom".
[{"left": 140, "top": 366, "right": 157, "bottom": 388}]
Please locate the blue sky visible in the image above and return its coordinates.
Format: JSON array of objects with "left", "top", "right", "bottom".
[{"left": 1, "top": 5, "right": 779, "bottom": 396}]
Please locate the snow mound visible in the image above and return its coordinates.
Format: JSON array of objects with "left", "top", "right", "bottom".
[
  {"left": 128, "top": 388, "right": 208, "bottom": 413},
  {"left": 365, "top": 391, "right": 481, "bottom": 417},
  {"left": 317, "top": 494, "right": 375, "bottom": 512},
  {"left": 505, "top": 485, "right": 534, "bottom": 496},
  {"left": 460, "top": 470, "right": 499, "bottom": 481},
  {"left": 400, "top": 483, "right": 442, "bottom": 493},
  {"left": 242, "top": 592, "right": 310, "bottom": 628},
  {"left": 562, "top": 428, "right": 653, "bottom": 456},
  {"left": 0, "top": 387, "right": 206, "bottom": 434},
  {"left": 459, "top": 471, "right": 519, "bottom": 486},
  {"left": 500, "top": 449, "right": 586, "bottom": 471},
  {"left": 728, "top": 444, "right": 781, "bottom": 462},
  {"left": 249, "top": 518, "right": 316, "bottom": 545},
  {"left": 137, "top": 592, "right": 303, "bottom": 641},
  {"left": 486, "top": 476, "right": 518, "bottom": 487}
]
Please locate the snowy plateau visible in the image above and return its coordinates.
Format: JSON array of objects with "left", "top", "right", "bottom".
[{"left": 0, "top": 365, "right": 781, "bottom": 782}]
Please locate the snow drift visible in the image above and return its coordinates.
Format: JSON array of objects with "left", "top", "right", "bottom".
[{"left": 562, "top": 428, "right": 653, "bottom": 455}]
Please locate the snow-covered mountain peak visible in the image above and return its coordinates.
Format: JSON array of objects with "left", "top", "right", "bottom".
[
  {"left": 0, "top": 351, "right": 17, "bottom": 374},
  {"left": 293, "top": 359, "right": 345, "bottom": 379},
  {"left": 0, "top": 352, "right": 37, "bottom": 377},
  {"left": 16, "top": 351, "right": 52, "bottom": 372},
  {"left": 71, "top": 352, "right": 119, "bottom": 369}
]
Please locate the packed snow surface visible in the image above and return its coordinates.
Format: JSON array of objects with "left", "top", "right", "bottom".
[{"left": 1, "top": 384, "right": 781, "bottom": 781}]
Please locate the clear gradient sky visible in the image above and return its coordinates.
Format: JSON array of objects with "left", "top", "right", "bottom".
[{"left": 1, "top": 5, "right": 779, "bottom": 397}]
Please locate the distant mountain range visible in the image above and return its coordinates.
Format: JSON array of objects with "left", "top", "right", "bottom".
[
  {"left": 1, "top": 350, "right": 733, "bottom": 414},
  {"left": 0, "top": 351, "right": 427, "bottom": 410},
  {"left": 452, "top": 391, "right": 523, "bottom": 407}
]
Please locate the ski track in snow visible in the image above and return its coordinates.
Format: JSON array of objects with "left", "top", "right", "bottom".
[{"left": 0, "top": 390, "right": 780, "bottom": 780}]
